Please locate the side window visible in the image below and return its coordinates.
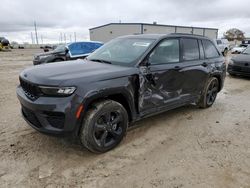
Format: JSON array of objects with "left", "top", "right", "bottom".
[
  {"left": 149, "top": 39, "right": 179, "bottom": 65},
  {"left": 182, "top": 38, "right": 199, "bottom": 61},
  {"left": 198, "top": 40, "right": 205, "bottom": 59},
  {"left": 202, "top": 40, "right": 220, "bottom": 58}
]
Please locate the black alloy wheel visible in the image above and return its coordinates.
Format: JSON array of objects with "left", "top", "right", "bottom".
[
  {"left": 206, "top": 78, "right": 219, "bottom": 106},
  {"left": 93, "top": 111, "right": 123, "bottom": 148},
  {"left": 198, "top": 77, "right": 219, "bottom": 108},
  {"left": 80, "top": 100, "right": 128, "bottom": 153}
]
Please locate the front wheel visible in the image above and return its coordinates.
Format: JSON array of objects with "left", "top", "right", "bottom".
[
  {"left": 198, "top": 77, "right": 219, "bottom": 108},
  {"left": 80, "top": 100, "right": 128, "bottom": 153}
]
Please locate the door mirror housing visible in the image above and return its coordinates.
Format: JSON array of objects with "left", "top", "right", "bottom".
[{"left": 141, "top": 55, "right": 151, "bottom": 67}]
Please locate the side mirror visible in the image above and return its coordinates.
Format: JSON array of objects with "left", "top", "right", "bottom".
[{"left": 142, "top": 55, "right": 151, "bottom": 67}]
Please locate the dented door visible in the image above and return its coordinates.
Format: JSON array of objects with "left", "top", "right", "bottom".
[
  {"left": 139, "top": 64, "right": 184, "bottom": 113},
  {"left": 138, "top": 38, "right": 184, "bottom": 114}
]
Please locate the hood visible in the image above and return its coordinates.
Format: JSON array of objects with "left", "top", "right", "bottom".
[
  {"left": 20, "top": 59, "right": 136, "bottom": 86},
  {"left": 232, "top": 53, "right": 250, "bottom": 64},
  {"left": 35, "top": 50, "right": 63, "bottom": 57}
]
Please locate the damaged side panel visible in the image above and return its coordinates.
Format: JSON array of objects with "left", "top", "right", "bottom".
[{"left": 138, "top": 65, "right": 185, "bottom": 115}]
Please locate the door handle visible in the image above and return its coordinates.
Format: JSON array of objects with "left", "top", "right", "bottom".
[{"left": 202, "top": 62, "right": 208, "bottom": 67}]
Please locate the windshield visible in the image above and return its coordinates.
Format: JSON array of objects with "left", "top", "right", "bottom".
[
  {"left": 53, "top": 44, "right": 66, "bottom": 52},
  {"left": 242, "top": 46, "right": 250, "bottom": 54},
  {"left": 87, "top": 38, "right": 155, "bottom": 66}
]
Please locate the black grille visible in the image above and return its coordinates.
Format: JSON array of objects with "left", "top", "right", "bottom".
[
  {"left": 19, "top": 78, "right": 40, "bottom": 100},
  {"left": 47, "top": 117, "right": 65, "bottom": 129},
  {"left": 44, "top": 111, "right": 65, "bottom": 129},
  {"left": 22, "top": 106, "right": 42, "bottom": 128}
]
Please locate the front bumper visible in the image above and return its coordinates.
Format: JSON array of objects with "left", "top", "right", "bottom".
[
  {"left": 33, "top": 60, "right": 43, "bottom": 65},
  {"left": 16, "top": 86, "right": 84, "bottom": 136},
  {"left": 227, "top": 64, "right": 250, "bottom": 77}
]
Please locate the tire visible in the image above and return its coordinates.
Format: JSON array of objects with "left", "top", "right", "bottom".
[
  {"left": 53, "top": 59, "right": 63, "bottom": 62},
  {"left": 80, "top": 100, "right": 128, "bottom": 153},
  {"left": 198, "top": 77, "right": 219, "bottom": 108}
]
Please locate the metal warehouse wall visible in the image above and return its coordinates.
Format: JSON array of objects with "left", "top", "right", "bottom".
[
  {"left": 142, "top": 25, "right": 175, "bottom": 34},
  {"left": 90, "top": 24, "right": 141, "bottom": 42},
  {"left": 89, "top": 23, "right": 218, "bottom": 43}
]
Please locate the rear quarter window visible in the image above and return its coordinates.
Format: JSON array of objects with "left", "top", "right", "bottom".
[{"left": 202, "top": 40, "right": 220, "bottom": 58}]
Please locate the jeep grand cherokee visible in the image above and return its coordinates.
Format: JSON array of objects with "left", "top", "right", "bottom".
[{"left": 17, "top": 34, "right": 226, "bottom": 153}]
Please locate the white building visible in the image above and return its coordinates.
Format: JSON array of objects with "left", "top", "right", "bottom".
[{"left": 89, "top": 23, "right": 218, "bottom": 43}]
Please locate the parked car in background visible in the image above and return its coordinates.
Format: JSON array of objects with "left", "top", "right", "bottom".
[
  {"left": 227, "top": 46, "right": 250, "bottom": 77},
  {"left": 231, "top": 44, "right": 248, "bottom": 54},
  {"left": 215, "top": 38, "right": 229, "bottom": 56},
  {"left": 33, "top": 41, "right": 103, "bottom": 65},
  {"left": 0, "top": 37, "right": 10, "bottom": 51},
  {"left": 40, "top": 45, "right": 56, "bottom": 52},
  {"left": 17, "top": 34, "right": 226, "bottom": 153}
]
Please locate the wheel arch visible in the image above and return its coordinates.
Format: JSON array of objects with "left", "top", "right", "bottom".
[
  {"left": 210, "top": 74, "right": 222, "bottom": 91},
  {"left": 83, "top": 90, "right": 137, "bottom": 122},
  {"left": 76, "top": 90, "right": 136, "bottom": 136}
]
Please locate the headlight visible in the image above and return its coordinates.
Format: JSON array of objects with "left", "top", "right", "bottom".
[{"left": 39, "top": 86, "right": 76, "bottom": 96}]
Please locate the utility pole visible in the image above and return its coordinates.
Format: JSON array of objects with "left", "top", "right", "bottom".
[
  {"left": 74, "top": 32, "right": 76, "bottom": 42},
  {"left": 34, "top": 21, "right": 39, "bottom": 44},
  {"left": 31, "top": 32, "right": 34, "bottom": 44},
  {"left": 70, "top": 34, "right": 72, "bottom": 42},
  {"left": 64, "top": 33, "right": 66, "bottom": 43},
  {"left": 60, "top": 32, "right": 63, "bottom": 44},
  {"left": 41, "top": 35, "right": 43, "bottom": 44}
]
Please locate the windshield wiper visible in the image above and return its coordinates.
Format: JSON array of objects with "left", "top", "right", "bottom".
[{"left": 89, "top": 59, "right": 112, "bottom": 64}]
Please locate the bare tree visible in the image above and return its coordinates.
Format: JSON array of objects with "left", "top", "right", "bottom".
[{"left": 223, "top": 28, "right": 245, "bottom": 41}]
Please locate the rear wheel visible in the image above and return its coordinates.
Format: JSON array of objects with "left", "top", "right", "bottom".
[
  {"left": 80, "top": 100, "right": 128, "bottom": 153},
  {"left": 198, "top": 77, "right": 219, "bottom": 108}
]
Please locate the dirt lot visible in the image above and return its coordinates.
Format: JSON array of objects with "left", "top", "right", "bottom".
[{"left": 0, "top": 49, "right": 249, "bottom": 188}]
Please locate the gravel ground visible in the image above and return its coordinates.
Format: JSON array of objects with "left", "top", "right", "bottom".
[{"left": 0, "top": 49, "right": 249, "bottom": 188}]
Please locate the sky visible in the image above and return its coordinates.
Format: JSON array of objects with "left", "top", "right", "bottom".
[{"left": 1, "top": 0, "right": 250, "bottom": 44}]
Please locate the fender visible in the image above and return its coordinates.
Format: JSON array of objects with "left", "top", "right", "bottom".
[{"left": 80, "top": 76, "right": 138, "bottom": 121}]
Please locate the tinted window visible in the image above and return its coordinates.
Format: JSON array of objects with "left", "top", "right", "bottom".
[
  {"left": 182, "top": 38, "right": 199, "bottom": 61},
  {"left": 88, "top": 38, "right": 155, "bottom": 66},
  {"left": 202, "top": 40, "right": 220, "bottom": 58},
  {"left": 149, "top": 39, "right": 179, "bottom": 64}
]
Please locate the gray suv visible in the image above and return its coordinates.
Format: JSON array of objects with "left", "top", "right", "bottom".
[{"left": 17, "top": 34, "right": 226, "bottom": 153}]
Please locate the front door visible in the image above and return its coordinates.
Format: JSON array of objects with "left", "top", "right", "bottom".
[{"left": 139, "top": 38, "right": 185, "bottom": 115}]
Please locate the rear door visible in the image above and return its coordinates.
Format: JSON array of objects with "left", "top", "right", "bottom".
[
  {"left": 180, "top": 38, "right": 209, "bottom": 99},
  {"left": 201, "top": 39, "right": 225, "bottom": 81},
  {"left": 139, "top": 38, "right": 185, "bottom": 114}
]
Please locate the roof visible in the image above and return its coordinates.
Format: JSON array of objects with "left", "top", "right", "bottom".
[
  {"left": 117, "top": 33, "right": 210, "bottom": 40},
  {"left": 89, "top": 23, "right": 218, "bottom": 31}
]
